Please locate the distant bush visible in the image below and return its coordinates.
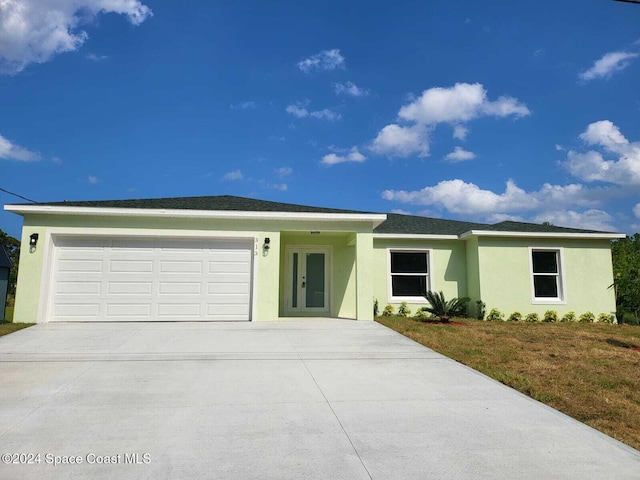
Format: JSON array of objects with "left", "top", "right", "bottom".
[
  {"left": 398, "top": 302, "right": 411, "bottom": 317},
  {"left": 423, "top": 291, "right": 470, "bottom": 323},
  {"left": 525, "top": 313, "right": 540, "bottom": 323},
  {"left": 476, "top": 300, "right": 486, "bottom": 321},
  {"left": 508, "top": 312, "right": 522, "bottom": 322},
  {"left": 561, "top": 311, "right": 576, "bottom": 323},
  {"left": 597, "top": 313, "right": 614, "bottom": 324},
  {"left": 382, "top": 304, "right": 395, "bottom": 317},
  {"left": 486, "top": 308, "right": 505, "bottom": 322},
  {"left": 579, "top": 311, "right": 595, "bottom": 323},
  {"left": 414, "top": 308, "right": 431, "bottom": 321},
  {"left": 543, "top": 310, "right": 559, "bottom": 323},
  {"left": 374, "top": 299, "right": 379, "bottom": 317}
]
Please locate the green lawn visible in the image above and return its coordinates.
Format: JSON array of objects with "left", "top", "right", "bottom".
[{"left": 377, "top": 316, "right": 640, "bottom": 451}]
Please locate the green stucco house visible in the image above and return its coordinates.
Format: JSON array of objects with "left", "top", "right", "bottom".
[{"left": 5, "top": 195, "right": 623, "bottom": 323}]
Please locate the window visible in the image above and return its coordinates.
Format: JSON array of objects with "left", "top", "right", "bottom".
[
  {"left": 531, "top": 249, "right": 564, "bottom": 302},
  {"left": 389, "top": 250, "right": 429, "bottom": 299}
]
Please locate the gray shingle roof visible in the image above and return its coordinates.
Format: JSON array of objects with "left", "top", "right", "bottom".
[
  {"left": 29, "top": 195, "right": 372, "bottom": 215},
  {"left": 16, "top": 195, "right": 620, "bottom": 235},
  {"left": 373, "top": 213, "right": 488, "bottom": 236}
]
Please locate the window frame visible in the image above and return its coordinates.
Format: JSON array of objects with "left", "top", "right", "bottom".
[
  {"left": 387, "top": 248, "right": 432, "bottom": 302},
  {"left": 528, "top": 247, "right": 566, "bottom": 304}
]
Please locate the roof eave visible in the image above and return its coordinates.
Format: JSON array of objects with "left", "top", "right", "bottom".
[
  {"left": 459, "top": 229, "right": 626, "bottom": 240},
  {"left": 373, "top": 233, "right": 459, "bottom": 240},
  {"left": 4, "top": 204, "right": 387, "bottom": 226}
]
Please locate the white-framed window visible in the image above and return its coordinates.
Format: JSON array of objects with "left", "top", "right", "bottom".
[
  {"left": 388, "top": 249, "right": 431, "bottom": 301},
  {"left": 529, "top": 248, "right": 565, "bottom": 303}
]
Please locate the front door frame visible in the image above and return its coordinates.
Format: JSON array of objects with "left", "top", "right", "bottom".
[{"left": 284, "top": 245, "right": 332, "bottom": 316}]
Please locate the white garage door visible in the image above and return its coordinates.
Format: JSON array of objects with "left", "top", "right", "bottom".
[{"left": 49, "top": 236, "right": 254, "bottom": 322}]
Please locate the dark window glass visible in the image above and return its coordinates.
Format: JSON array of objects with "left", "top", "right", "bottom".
[
  {"left": 532, "top": 251, "right": 557, "bottom": 273},
  {"left": 534, "top": 276, "right": 558, "bottom": 298},
  {"left": 391, "top": 252, "right": 428, "bottom": 273},
  {"left": 392, "top": 276, "right": 426, "bottom": 297}
]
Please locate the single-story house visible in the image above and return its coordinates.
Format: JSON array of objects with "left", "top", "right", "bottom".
[{"left": 5, "top": 195, "right": 624, "bottom": 323}]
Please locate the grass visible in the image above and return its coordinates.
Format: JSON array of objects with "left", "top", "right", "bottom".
[
  {"left": 1, "top": 306, "right": 34, "bottom": 336},
  {"left": 377, "top": 316, "right": 640, "bottom": 451}
]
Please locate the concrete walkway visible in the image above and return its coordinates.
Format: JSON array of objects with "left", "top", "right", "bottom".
[{"left": 0, "top": 319, "right": 638, "bottom": 479}]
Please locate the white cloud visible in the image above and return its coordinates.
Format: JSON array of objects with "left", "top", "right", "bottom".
[
  {"left": 286, "top": 102, "right": 340, "bottom": 121},
  {"left": 86, "top": 53, "right": 108, "bottom": 61},
  {"left": 297, "top": 49, "right": 344, "bottom": 73},
  {"left": 382, "top": 179, "right": 602, "bottom": 216},
  {"left": 88, "top": 175, "right": 98, "bottom": 184},
  {"left": 223, "top": 169, "right": 244, "bottom": 181},
  {"left": 334, "top": 81, "right": 368, "bottom": 97},
  {"left": 230, "top": 101, "right": 256, "bottom": 110},
  {"left": 634, "top": 204, "right": 640, "bottom": 219},
  {"left": 565, "top": 120, "right": 640, "bottom": 185},
  {"left": 555, "top": 144, "right": 565, "bottom": 151},
  {"left": 444, "top": 146, "right": 475, "bottom": 162},
  {"left": 370, "top": 124, "right": 430, "bottom": 158},
  {"left": 0, "top": 0, "right": 152, "bottom": 74},
  {"left": 321, "top": 147, "right": 366, "bottom": 166},
  {"left": 275, "top": 167, "right": 292, "bottom": 177},
  {"left": 579, "top": 51, "right": 639, "bottom": 82},
  {"left": 0, "top": 133, "right": 40, "bottom": 161},
  {"left": 452, "top": 125, "right": 468, "bottom": 141},
  {"left": 309, "top": 109, "right": 341, "bottom": 120},
  {"left": 532, "top": 209, "right": 615, "bottom": 232},
  {"left": 398, "top": 83, "right": 530, "bottom": 125},
  {"left": 269, "top": 183, "right": 287, "bottom": 191},
  {"left": 52, "top": 156, "right": 63, "bottom": 164},
  {"left": 370, "top": 83, "right": 528, "bottom": 160}
]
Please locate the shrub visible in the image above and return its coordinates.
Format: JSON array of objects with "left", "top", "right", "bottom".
[
  {"left": 414, "top": 308, "right": 431, "bottom": 321},
  {"left": 525, "top": 313, "right": 540, "bottom": 323},
  {"left": 597, "top": 313, "right": 614, "bottom": 324},
  {"left": 398, "top": 302, "right": 411, "bottom": 317},
  {"left": 543, "top": 310, "right": 559, "bottom": 323},
  {"left": 486, "top": 308, "right": 505, "bottom": 321},
  {"left": 423, "top": 291, "right": 470, "bottom": 323},
  {"left": 382, "top": 304, "right": 394, "bottom": 317},
  {"left": 579, "top": 311, "right": 595, "bottom": 323},
  {"left": 508, "top": 311, "right": 522, "bottom": 322},
  {"left": 561, "top": 311, "right": 576, "bottom": 323},
  {"left": 374, "top": 299, "right": 379, "bottom": 317},
  {"left": 476, "top": 300, "right": 486, "bottom": 321}
]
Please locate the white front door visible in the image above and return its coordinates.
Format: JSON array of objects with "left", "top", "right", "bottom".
[{"left": 286, "top": 247, "right": 331, "bottom": 315}]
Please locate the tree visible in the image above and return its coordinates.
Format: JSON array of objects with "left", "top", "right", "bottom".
[
  {"left": 0, "top": 229, "right": 20, "bottom": 296},
  {"left": 611, "top": 234, "right": 640, "bottom": 322}
]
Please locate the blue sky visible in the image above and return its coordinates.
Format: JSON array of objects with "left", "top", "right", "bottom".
[{"left": 1, "top": 0, "right": 640, "bottom": 238}]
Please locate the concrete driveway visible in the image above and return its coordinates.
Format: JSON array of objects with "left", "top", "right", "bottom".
[{"left": 0, "top": 319, "right": 638, "bottom": 480}]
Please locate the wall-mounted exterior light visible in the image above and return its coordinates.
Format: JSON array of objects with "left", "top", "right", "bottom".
[
  {"left": 29, "top": 233, "right": 39, "bottom": 247},
  {"left": 263, "top": 237, "right": 270, "bottom": 252}
]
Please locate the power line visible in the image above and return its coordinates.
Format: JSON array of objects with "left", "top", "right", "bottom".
[{"left": 0, "top": 186, "right": 37, "bottom": 203}]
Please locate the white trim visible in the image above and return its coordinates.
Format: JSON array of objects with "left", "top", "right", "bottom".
[
  {"left": 528, "top": 247, "right": 567, "bottom": 305},
  {"left": 38, "top": 228, "right": 259, "bottom": 323},
  {"left": 461, "top": 230, "right": 625, "bottom": 240},
  {"left": 284, "top": 245, "right": 332, "bottom": 316},
  {"left": 386, "top": 248, "right": 433, "bottom": 303},
  {"left": 374, "top": 233, "right": 458, "bottom": 240},
  {"left": 4, "top": 204, "right": 387, "bottom": 226}
]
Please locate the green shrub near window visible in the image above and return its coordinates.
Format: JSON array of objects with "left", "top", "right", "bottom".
[
  {"left": 382, "top": 304, "right": 395, "bottom": 316},
  {"left": 414, "top": 308, "right": 431, "bottom": 320},
  {"left": 475, "top": 300, "right": 486, "bottom": 320},
  {"left": 398, "top": 302, "right": 411, "bottom": 317},
  {"left": 597, "top": 313, "right": 614, "bottom": 324},
  {"left": 508, "top": 312, "right": 522, "bottom": 322},
  {"left": 486, "top": 308, "right": 505, "bottom": 321},
  {"left": 543, "top": 310, "right": 559, "bottom": 323},
  {"left": 525, "top": 313, "right": 540, "bottom": 322},
  {"left": 579, "top": 311, "right": 595, "bottom": 323},
  {"left": 561, "top": 311, "right": 576, "bottom": 323}
]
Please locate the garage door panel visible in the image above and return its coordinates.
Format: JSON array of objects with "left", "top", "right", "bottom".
[
  {"left": 56, "top": 282, "right": 102, "bottom": 295},
  {"left": 108, "top": 282, "right": 153, "bottom": 295},
  {"left": 158, "top": 282, "right": 202, "bottom": 295},
  {"left": 159, "top": 261, "right": 203, "bottom": 274},
  {"left": 50, "top": 236, "right": 253, "bottom": 322},
  {"left": 106, "top": 304, "right": 152, "bottom": 317}
]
